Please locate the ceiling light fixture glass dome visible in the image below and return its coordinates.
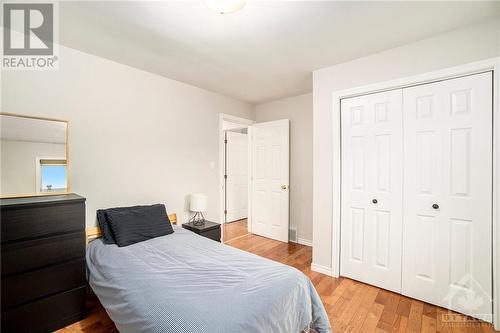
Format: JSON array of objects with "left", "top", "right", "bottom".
[{"left": 204, "top": 0, "right": 246, "bottom": 14}]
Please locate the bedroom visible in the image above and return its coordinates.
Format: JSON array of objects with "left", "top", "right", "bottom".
[{"left": 1, "top": 1, "right": 500, "bottom": 332}]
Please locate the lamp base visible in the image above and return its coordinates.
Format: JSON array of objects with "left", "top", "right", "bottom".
[{"left": 189, "top": 212, "right": 205, "bottom": 226}]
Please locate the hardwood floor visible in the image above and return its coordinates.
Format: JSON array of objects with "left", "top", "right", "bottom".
[
  {"left": 223, "top": 218, "right": 249, "bottom": 243},
  {"left": 56, "top": 295, "right": 118, "bottom": 333},
  {"left": 58, "top": 233, "right": 498, "bottom": 333}
]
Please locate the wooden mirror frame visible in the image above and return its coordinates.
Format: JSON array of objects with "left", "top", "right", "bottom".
[{"left": 0, "top": 112, "right": 70, "bottom": 199}]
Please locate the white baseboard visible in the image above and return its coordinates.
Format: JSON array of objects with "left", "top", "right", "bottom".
[
  {"left": 297, "top": 238, "right": 312, "bottom": 247},
  {"left": 311, "top": 263, "right": 333, "bottom": 276}
]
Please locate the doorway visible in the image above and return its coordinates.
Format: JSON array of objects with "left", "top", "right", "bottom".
[
  {"left": 219, "top": 114, "right": 253, "bottom": 243},
  {"left": 218, "top": 114, "right": 291, "bottom": 244},
  {"left": 225, "top": 129, "right": 248, "bottom": 224},
  {"left": 224, "top": 127, "right": 249, "bottom": 242}
]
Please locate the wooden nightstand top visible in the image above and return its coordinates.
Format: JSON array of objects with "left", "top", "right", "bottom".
[{"left": 182, "top": 220, "right": 220, "bottom": 232}]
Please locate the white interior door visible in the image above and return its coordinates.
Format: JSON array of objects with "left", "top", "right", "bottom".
[
  {"left": 251, "top": 119, "right": 289, "bottom": 242},
  {"left": 225, "top": 131, "right": 248, "bottom": 222},
  {"left": 402, "top": 72, "right": 493, "bottom": 320},
  {"left": 340, "top": 89, "right": 403, "bottom": 293}
]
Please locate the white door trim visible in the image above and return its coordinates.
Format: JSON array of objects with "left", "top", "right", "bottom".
[
  {"left": 218, "top": 113, "right": 254, "bottom": 241},
  {"left": 329, "top": 57, "right": 500, "bottom": 330}
]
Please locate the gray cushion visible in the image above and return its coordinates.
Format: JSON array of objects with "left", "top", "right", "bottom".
[
  {"left": 97, "top": 209, "right": 116, "bottom": 244},
  {"left": 103, "top": 204, "right": 173, "bottom": 247}
]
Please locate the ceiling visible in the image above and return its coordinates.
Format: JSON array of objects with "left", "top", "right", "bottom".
[
  {"left": 59, "top": 1, "right": 500, "bottom": 104},
  {"left": 1, "top": 115, "right": 67, "bottom": 144}
]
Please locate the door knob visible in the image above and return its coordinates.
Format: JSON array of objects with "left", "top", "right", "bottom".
[
  {"left": 281, "top": 185, "right": 287, "bottom": 190},
  {"left": 432, "top": 203, "right": 439, "bottom": 210},
  {"left": 372, "top": 199, "right": 378, "bottom": 204}
]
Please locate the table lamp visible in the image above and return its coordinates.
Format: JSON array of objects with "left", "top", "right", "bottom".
[{"left": 189, "top": 193, "right": 207, "bottom": 226}]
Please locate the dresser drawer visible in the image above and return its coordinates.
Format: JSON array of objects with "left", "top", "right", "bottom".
[
  {"left": 1, "top": 202, "right": 85, "bottom": 243},
  {"left": 2, "top": 258, "right": 86, "bottom": 310},
  {"left": 2, "top": 286, "right": 86, "bottom": 333},
  {"left": 1, "top": 231, "right": 85, "bottom": 276}
]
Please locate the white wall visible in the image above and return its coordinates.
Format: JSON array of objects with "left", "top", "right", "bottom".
[
  {"left": 222, "top": 120, "right": 248, "bottom": 131},
  {"left": 255, "top": 93, "right": 313, "bottom": 243},
  {"left": 1, "top": 45, "right": 254, "bottom": 226},
  {"left": 1, "top": 140, "right": 66, "bottom": 195},
  {"left": 312, "top": 18, "right": 500, "bottom": 270}
]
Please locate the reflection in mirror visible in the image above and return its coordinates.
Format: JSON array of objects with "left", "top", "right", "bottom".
[{"left": 1, "top": 114, "right": 69, "bottom": 197}]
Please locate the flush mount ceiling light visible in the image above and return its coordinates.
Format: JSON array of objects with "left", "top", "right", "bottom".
[{"left": 204, "top": 0, "right": 246, "bottom": 14}]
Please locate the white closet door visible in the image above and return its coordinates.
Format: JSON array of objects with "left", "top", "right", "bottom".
[
  {"left": 402, "top": 72, "right": 493, "bottom": 320},
  {"left": 341, "top": 90, "right": 403, "bottom": 293},
  {"left": 226, "top": 131, "right": 248, "bottom": 222},
  {"left": 251, "top": 119, "right": 289, "bottom": 242}
]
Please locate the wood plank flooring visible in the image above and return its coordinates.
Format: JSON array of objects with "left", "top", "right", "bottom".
[
  {"left": 57, "top": 233, "right": 498, "bottom": 333},
  {"left": 223, "top": 219, "right": 249, "bottom": 243}
]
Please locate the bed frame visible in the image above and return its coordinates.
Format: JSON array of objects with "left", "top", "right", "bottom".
[{"left": 86, "top": 213, "right": 177, "bottom": 243}]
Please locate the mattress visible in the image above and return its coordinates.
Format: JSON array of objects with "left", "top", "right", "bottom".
[{"left": 87, "top": 226, "right": 331, "bottom": 333}]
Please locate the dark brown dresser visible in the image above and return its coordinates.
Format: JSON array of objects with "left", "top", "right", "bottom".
[
  {"left": 1, "top": 194, "right": 87, "bottom": 333},
  {"left": 182, "top": 220, "right": 221, "bottom": 242}
]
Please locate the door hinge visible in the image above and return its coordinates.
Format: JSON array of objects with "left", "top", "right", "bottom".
[
  {"left": 224, "top": 139, "right": 227, "bottom": 144},
  {"left": 224, "top": 210, "right": 227, "bottom": 215},
  {"left": 224, "top": 175, "right": 227, "bottom": 179}
]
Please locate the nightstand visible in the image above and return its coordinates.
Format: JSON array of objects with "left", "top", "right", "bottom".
[{"left": 182, "top": 221, "right": 221, "bottom": 242}]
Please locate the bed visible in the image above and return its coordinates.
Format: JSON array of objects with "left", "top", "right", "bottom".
[{"left": 86, "top": 223, "right": 331, "bottom": 333}]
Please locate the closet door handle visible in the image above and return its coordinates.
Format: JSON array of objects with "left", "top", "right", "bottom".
[
  {"left": 432, "top": 203, "right": 439, "bottom": 210},
  {"left": 372, "top": 199, "right": 378, "bottom": 204}
]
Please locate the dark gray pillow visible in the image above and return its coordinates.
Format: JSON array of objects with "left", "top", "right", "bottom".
[
  {"left": 96, "top": 209, "right": 116, "bottom": 244},
  {"left": 105, "top": 204, "right": 174, "bottom": 247}
]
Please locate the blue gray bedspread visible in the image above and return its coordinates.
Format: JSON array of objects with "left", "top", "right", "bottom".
[{"left": 87, "top": 227, "right": 331, "bottom": 333}]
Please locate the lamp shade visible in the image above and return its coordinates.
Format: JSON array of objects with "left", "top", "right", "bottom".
[{"left": 190, "top": 193, "right": 208, "bottom": 212}]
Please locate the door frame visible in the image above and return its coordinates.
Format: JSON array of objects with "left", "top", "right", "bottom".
[
  {"left": 330, "top": 57, "right": 500, "bottom": 329},
  {"left": 218, "top": 113, "right": 254, "bottom": 240}
]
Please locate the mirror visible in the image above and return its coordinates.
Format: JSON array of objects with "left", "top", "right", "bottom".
[{"left": 1, "top": 113, "right": 69, "bottom": 198}]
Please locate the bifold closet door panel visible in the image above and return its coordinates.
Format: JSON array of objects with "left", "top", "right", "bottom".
[
  {"left": 402, "top": 72, "right": 493, "bottom": 320},
  {"left": 340, "top": 89, "right": 403, "bottom": 293}
]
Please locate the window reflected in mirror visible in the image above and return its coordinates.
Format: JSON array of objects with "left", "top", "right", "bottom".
[
  {"left": 39, "top": 159, "right": 68, "bottom": 193},
  {"left": 1, "top": 113, "right": 69, "bottom": 198}
]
